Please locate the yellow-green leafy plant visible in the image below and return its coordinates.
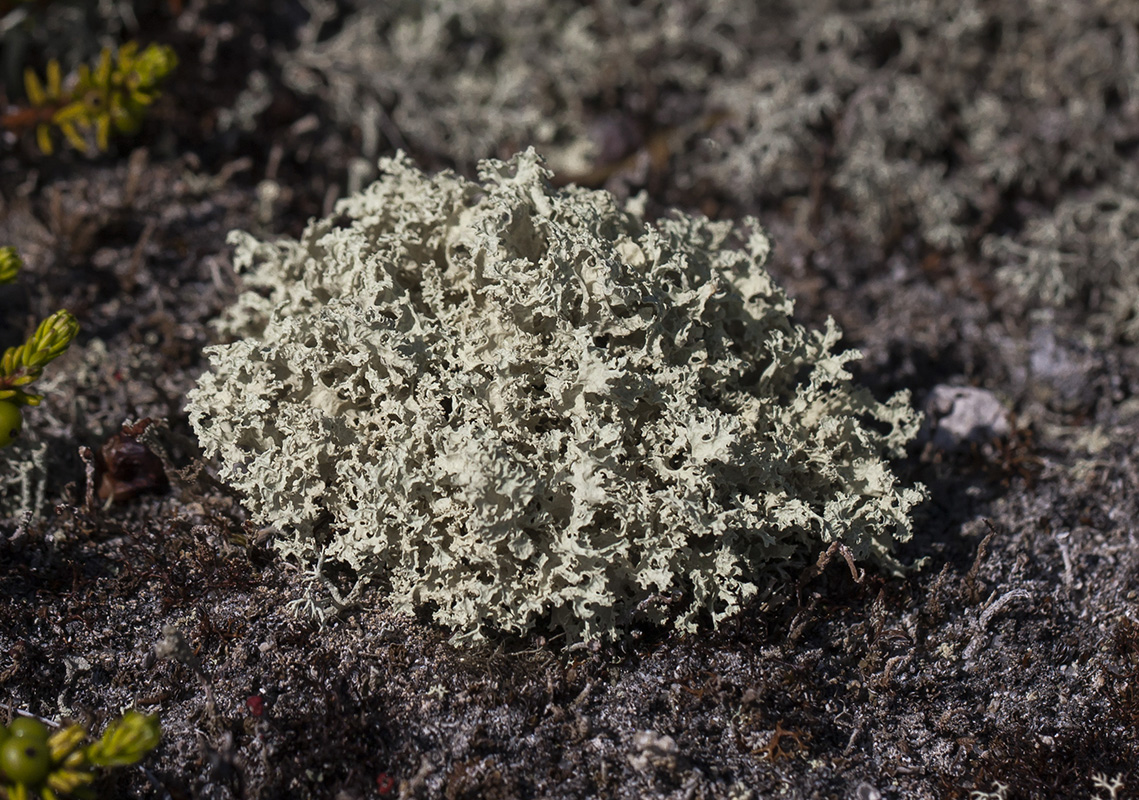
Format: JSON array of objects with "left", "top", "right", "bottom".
[
  {"left": 0, "top": 247, "right": 79, "bottom": 447},
  {"left": 0, "top": 711, "right": 160, "bottom": 800},
  {"left": 2, "top": 41, "right": 176, "bottom": 154}
]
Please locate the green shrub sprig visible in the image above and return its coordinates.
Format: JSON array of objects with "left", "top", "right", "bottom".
[
  {"left": 0, "top": 711, "right": 160, "bottom": 800},
  {"left": 0, "top": 309, "right": 81, "bottom": 406},
  {"left": 3, "top": 42, "right": 176, "bottom": 155},
  {"left": 0, "top": 247, "right": 79, "bottom": 446}
]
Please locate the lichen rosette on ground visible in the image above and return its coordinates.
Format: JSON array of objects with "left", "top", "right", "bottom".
[{"left": 187, "top": 149, "right": 925, "bottom": 643}]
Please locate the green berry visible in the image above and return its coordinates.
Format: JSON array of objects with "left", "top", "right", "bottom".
[
  {"left": 0, "top": 734, "right": 51, "bottom": 785},
  {"left": 6, "top": 718, "right": 48, "bottom": 742},
  {"left": 0, "top": 400, "right": 22, "bottom": 447}
]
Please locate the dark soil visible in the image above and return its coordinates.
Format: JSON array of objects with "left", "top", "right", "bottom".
[{"left": 1, "top": 1, "right": 1136, "bottom": 798}]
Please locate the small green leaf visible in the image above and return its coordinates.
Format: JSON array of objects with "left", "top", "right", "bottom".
[
  {"left": 59, "top": 121, "right": 87, "bottom": 152},
  {"left": 85, "top": 712, "right": 160, "bottom": 768},
  {"left": 0, "top": 247, "right": 22, "bottom": 284},
  {"left": 46, "top": 59, "right": 62, "bottom": 98},
  {"left": 35, "top": 125, "right": 54, "bottom": 155},
  {"left": 23, "top": 68, "right": 46, "bottom": 106}
]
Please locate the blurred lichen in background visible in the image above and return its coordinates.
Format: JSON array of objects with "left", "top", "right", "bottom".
[{"left": 272, "top": 0, "right": 1139, "bottom": 344}]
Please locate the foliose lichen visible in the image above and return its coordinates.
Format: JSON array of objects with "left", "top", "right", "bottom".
[{"left": 187, "top": 148, "right": 926, "bottom": 643}]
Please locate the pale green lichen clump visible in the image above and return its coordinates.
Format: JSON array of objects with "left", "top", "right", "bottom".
[{"left": 187, "top": 149, "right": 925, "bottom": 643}]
